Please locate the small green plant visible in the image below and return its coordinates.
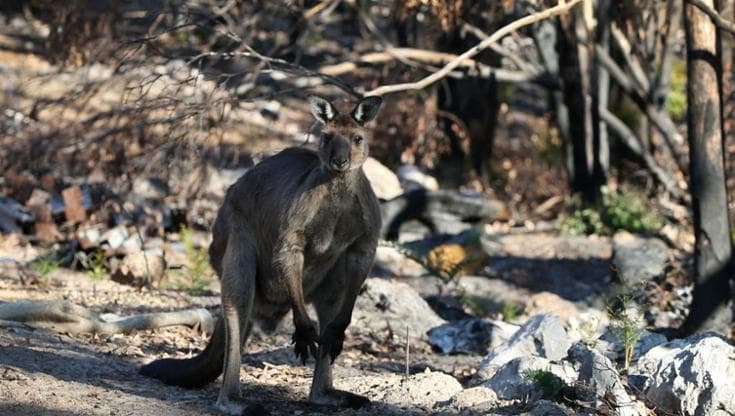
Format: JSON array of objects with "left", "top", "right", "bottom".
[
  {"left": 86, "top": 250, "right": 107, "bottom": 280},
  {"left": 607, "top": 281, "right": 644, "bottom": 371},
  {"left": 174, "top": 226, "right": 214, "bottom": 295},
  {"left": 30, "top": 254, "right": 60, "bottom": 284},
  {"left": 501, "top": 301, "right": 523, "bottom": 323},
  {"left": 560, "top": 207, "right": 606, "bottom": 235},
  {"left": 458, "top": 294, "right": 496, "bottom": 318},
  {"left": 522, "top": 369, "right": 567, "bottom": 402}
]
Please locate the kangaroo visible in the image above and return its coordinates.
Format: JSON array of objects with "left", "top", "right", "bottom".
[{"left": 139, "top": 95, "right": 383, "bottom": 414}]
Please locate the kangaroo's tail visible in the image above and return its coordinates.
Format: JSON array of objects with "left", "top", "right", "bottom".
[{"left": 139, "top": 317, "right": 224, "bottom": 388}]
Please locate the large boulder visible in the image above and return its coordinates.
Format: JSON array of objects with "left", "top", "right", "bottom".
[
  {"left": 633, "top": 332, "right": 735, "bottom": 416},
  {"left": 476, "top": 314, "right": 573, "bottom": 380},
  {"left": 353, "top": 278, "right": 445, "bottom": 340},
  {"left": 612, "top": 231, "right": 669, "bottom": 285},
  {"left": 363, "top": 157, "right": 403, "bottom": 200}
]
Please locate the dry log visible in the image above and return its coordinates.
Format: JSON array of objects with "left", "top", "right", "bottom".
[{"left": 0, "top": 300, "right": 214, "bottom": 335}]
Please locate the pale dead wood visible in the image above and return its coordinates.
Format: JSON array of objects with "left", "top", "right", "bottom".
[
  {"left": 318, "top": 48, "right": 546, "bottom": 84},
  {"left": 0, "top": 300, "right": 214, "bottom": 335},
  {"left": 364, "top": 0, "right": 585, "bottom": 97}
]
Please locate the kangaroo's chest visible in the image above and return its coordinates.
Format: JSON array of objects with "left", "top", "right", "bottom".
[{"left": 303, "top": 198, "right": 362, "bottom": 258}]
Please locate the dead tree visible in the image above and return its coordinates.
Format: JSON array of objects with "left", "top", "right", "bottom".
[{"left": 680, "top": 0, "right": 734, "bottom": 335}]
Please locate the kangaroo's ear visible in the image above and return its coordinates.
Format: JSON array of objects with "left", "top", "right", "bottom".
[
  {"left": 308, "top": 95, "right": 337, "bottom": 124},
  {"left": 351, "top": 95, "right": 382, "bottom": 126}
]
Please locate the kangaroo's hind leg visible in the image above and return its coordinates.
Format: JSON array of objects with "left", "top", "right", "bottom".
[
  {"left": 309, "top": 241, "right": 374, "bottom": 408},
  {"left": 216, "top": 236, "right": 257, "bottom": 415}
]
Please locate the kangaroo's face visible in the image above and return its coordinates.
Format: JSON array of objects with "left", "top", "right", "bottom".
[{"left": 308, "top": 96, "right": 383, "bottom": 173}]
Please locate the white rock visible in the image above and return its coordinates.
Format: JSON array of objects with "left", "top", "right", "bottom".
[
  {"left": 352, "top": 278, "right": 445, "bottom": 340},
  {"left": 428, "top": 318, "right": 518, "bottom": 354},
  {"left": 362, "top": 157, "right": 403, "bottom": 200},
  {"left": 398, "top": 165, "right": 439, "bottom": 191},
  {"left": 476, "top": 314, "right": 573, "bottom": 381},
  {"left": 634, "top": 332, "right": 735, "bottom": 416},
  {"left": 568, "top": 342, "right": 642, "bottom": 416},
  {"left": 373, "top": 245, "right": 425, "bottom": 277},
  {"left": 485, "top": 356, "right": 577, "bottom": 400}
]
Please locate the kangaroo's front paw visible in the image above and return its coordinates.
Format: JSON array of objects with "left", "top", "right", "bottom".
[
  {"left": 319, "top": 324, "right": 346, "bottom": 363},
  {"left": 309, "top": 388, "right": 370, "bottom": 409},
  {"left": 292, "top": 322, "right": 318, "bottom": 364}
]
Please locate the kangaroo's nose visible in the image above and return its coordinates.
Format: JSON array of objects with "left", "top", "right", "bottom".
[{"left": 331, "top": 157, "right": 349, "bottom": 171}]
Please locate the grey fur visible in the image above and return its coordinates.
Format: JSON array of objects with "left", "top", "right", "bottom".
[{"left": 140, "top": 96, "right": 383, "bottom": 414}]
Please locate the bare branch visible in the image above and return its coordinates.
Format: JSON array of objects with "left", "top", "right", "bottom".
[
  {"left": 599, "top": 108, "right": 681, "bottom": 198},
  {"left": 318, "top": 48, "right": 555, "bottom": 86},
  {"left": 364, "top": 0, "right": 585, "bottom": 97},
  {"left": 687, "top": 0, "right": 735, "bottom": 34}
]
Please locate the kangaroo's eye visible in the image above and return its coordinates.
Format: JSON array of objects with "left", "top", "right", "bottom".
[{"left": 352, "top": 135, "right": 363, "bottom": 144}]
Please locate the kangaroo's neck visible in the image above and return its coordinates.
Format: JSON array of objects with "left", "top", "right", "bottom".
[{"left": 318, "top": 165, "right": 362, "bottom": 194}]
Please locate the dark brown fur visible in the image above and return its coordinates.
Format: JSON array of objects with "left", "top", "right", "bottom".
[{"left": 140, "top": 96, "right": 383, "bottom": 413}]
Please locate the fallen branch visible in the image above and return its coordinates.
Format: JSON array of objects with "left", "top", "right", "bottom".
[
  {"left": 364, "top": 0, "right": 584, "bottom": 96},
  {"left": 0, "top": 300, "right": 214, "bottom": 335}
]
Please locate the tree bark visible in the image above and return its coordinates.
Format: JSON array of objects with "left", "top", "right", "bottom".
[
  {"left": 680, "top": 0, "right": 734, "bottom": 335},
  {"left": 558, "top": 5, "right": 606, "bottom": 203}
]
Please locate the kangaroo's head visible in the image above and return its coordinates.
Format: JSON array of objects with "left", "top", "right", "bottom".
[{"left": 308, "top": 95, "right": 382, "bottom": 174}]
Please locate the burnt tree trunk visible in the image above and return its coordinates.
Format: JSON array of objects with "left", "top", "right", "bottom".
[
  {"left": 557, "top": 4, "right": 606, "bottom": 203},
  {"left": 681, "top": 0, "right": 734, "bottom": 335}
]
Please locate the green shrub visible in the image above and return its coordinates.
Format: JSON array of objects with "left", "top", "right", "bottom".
[
  {"left": 601, "top": 186, "right": 662, "bottom": 234},
  {"left": 30, "top": 254, "right": 60, "bottom": 283},
  {"left": 522, "top": 369, "right": 567, "bottom": 402},
  {"left": 560, "top": 207, "right": 606, "bottom": 236},
  {"left": 561, "top": 186, "right": 662, "bottom": 236}
]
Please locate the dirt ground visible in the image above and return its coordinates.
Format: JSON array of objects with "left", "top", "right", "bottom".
[{"left": 0, "top": 264, "right": 482, "bottom": 416}]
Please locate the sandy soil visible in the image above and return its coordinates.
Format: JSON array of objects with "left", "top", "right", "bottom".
[{"left": 0, "top": 265, "right": 479, "bottom": 416}]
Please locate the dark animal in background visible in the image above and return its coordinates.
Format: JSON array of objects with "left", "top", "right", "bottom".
[{"left": 140, "top": 95, "right": 383, "bottom": 414}]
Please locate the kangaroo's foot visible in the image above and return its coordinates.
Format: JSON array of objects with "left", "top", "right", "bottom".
[{"left": 309, "top": 388, "right": 370, "bottom": 409}]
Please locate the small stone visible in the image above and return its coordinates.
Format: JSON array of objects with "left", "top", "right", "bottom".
[
  {"left": 103, "top": 225, "right": 129, "bottom": 249},
  {"left": 524, "top": 292, "right": 579, "bottom": 324},
  {"left": 111, "top": 250, "right": 166, "bottom": 287},
  {"left": 62, "top": 186, "right": 86, "bottom": 223},
  {"left": 612, "top": 231, "right": 669, "bottom": 285}
]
